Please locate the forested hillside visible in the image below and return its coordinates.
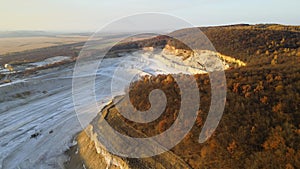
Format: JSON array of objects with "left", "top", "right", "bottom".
[{"left": 71, "top": 24, "right": 300, "bottom": 169}]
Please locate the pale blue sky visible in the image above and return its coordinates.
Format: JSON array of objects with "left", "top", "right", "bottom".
[{"left": 0, "top": 0, "right": 299, "bottom": 31}]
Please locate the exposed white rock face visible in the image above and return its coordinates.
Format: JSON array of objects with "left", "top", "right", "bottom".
[
  {"left": 162, "top": 44, "right": 246, "bottom": 70},
  {"left": 85, "top": 125, "right": 130, "bottom": 169}
]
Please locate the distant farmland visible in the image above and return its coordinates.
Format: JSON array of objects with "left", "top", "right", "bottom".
[{"left": 0, "top": 35, "right": 90, "bottom": 55}]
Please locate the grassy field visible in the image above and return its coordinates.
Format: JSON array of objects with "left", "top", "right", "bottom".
[
  {"left": 0, "top": 36, "right": 89, "bottom": 55},
  {"left": 0, "top": 32, "right": 141, "bottom": 65}
]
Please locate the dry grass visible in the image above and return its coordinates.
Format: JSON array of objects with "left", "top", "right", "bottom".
[{"left": 0, "top": 36, "right": 89, "bottom": 55}]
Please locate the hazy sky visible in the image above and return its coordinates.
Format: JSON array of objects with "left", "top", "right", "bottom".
[{"left": 0, "top": 0, "right": 299, "bottom": 32}]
